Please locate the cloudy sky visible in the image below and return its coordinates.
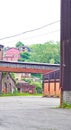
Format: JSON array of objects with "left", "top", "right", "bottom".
[{"left": 0, "top": 0, "right": 60, "bottom": 47}]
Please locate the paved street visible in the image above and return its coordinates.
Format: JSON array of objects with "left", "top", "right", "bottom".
[{"left": 0, "top": 96, "right": 71, "bottom": 130}]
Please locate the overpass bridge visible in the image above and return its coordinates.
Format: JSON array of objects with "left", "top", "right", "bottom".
[{"left": 0, "top": 60, "right": 60, "bottom": 74}]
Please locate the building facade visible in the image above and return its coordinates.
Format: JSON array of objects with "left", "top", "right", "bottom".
[
  {"left": 2, "top": 73, "right": 16, "bottom": 93},
  {"left": 17, "top": 80, "right": 35, "bottom": 94},
  {"left": 3, "top": 48, "right": 20, "bottom": 61},
  {"left": 43, "top": 69, "right": 60, "bottom": 97}
]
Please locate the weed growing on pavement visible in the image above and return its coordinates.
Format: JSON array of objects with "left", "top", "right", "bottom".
[{"left": 61, "top": 102, "right": 71, "bottom": 109}]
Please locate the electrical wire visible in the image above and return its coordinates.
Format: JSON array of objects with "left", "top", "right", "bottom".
[
  {"left": 0, "top": 20, "right": 60, "bottom": 41},
  {"left": 0, "top": 29, "right": 60, "bottom": 45}
]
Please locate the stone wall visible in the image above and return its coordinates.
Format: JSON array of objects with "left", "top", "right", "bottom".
[
  {"left": 63, "top": 91, "right": 71, "bottom": 104},
  {"left": 0, "top": 72, "right": 2, "bottom": 92}
]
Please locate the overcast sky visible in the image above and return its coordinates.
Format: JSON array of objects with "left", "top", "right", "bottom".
[{"left": 0, "top": 0, "right": 60, "bottom": 47}]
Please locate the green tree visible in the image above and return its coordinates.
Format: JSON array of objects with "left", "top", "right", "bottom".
[
  {"left": 49, "top": 59, "right": 55, "bottom": 64},
  {"left": 28, "top": 41, "right": 60, "bottom": 64},
  {"left": 18, "top": 52, "right": 30, "bottom": 62},
  {"left": 31, "top": 73, "right": 42, "bottom": 79},
  {"left": 16, "top": 41, "right": 24, "bottom": 48},
  {"left": 10, "top": 73, "right": 15, "bottom": 79},
  {"left": 30, "top": 81, "right": 42, "bottom": 94}
]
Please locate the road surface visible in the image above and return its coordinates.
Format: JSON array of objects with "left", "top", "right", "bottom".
[{"left": 0, "top": 96, "right": 71, "bottom": 130}]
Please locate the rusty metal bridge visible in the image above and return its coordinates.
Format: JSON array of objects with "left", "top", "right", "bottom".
[{"left": 0, "top": 60, "right": 60, "bottom": 74}]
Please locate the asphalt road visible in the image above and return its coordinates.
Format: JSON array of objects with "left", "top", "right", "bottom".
[{"left": 0, "top": 96, "right": 71, "bottom": 130}]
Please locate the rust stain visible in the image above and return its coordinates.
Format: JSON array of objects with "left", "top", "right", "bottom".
[{"left": 0, "top": 66, "right": 52, "bottom": 74}]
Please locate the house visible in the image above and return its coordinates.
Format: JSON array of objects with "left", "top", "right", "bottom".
[
  {"left": 21, "top": 73, "right": 31, "bottom": 78},
  {"left": 17, "top": 80, "right": 35, "bottom": 94},
  {"left": 2, "top": 46, "right": 31, "bottom": 90},
  {"left": 3, "top": 47, "right": 20, "bottom": 61},
  {"left": 2, "top": 73, "right": 16, "bottom": 93},
  {"left": 14, "top": 73, "right": 22, "bottom": 80},
  {"left": 17, "top": 45, "right": 30, "bottom": 52},
  {"left": 3, "top": 45, "right": 30, "bottom": 62}
]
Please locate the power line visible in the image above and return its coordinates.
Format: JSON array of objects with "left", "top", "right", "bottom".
[
  {"left": 24, "top": 30, "right": 60, "bottom": 40},
  {"left": 0, "top": 29, "right": 60, "bottom": 45},
  {"left": 0, "top": 20, "right": 60, "bottom": 41}
]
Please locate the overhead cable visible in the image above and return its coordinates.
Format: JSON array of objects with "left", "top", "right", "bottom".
[
  {"left": 0, "top": 29, "right": 60, "bottom": 44},
  {"left": 0, "top": 20, "right": 60, "bottom": 41}
]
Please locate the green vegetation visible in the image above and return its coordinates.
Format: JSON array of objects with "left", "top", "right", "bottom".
[
  {"left": 30, "top": 81, "right": 42, "bottom": 94},
  {"left": 56, "top": 102, "right": 71, "bottom": 109},
  {"left": 61, "top": 102, "right": 71, "bottom": 109},
  {"left": 22, "top": 78, "right": 31, "bottom": 84},
  {"left": 16, "top": 41, "right": 24, "bottom": 48},
  {"left": 28, "top": 41, "right": 60, "bottom": 64},
  {"left": 0, "top": 93, "right": 42, "bottom": 97},
  {"left": 16, "top": 41, "right": 60, "bottom": 64},
  {"left": 2, "top": 72, "right": 7, "bottom": 78},
  {"left": 10, "top": 73, "right": 15, "bottom": 79},
  {"left": 2, "top": 72, "right": 15, "bottom": 80},
  {"left": 18, "top": 52, "right": 30, "bottom": 62},
  {"left": 22, "top": 78, "right": 42, "bottom": 94},
  {"left": 31, "top": 73, "right": 42, "bottom": 79}
]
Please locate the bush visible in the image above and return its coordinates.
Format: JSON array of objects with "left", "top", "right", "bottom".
[
  {"left": 30, "top": 81, "right": 42, "bottom": 94},
  {"left": 62, "top": 102, "right": 71, "bottom": 109}
]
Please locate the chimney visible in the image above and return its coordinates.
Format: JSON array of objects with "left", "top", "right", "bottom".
[{"left": 0, "top": 45, "right": 4, "bottom": 60}]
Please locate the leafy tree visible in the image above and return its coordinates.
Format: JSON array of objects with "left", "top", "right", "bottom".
[
  {"left": 28, "top": 41, "right": 60, "bottom": 64},
  {"left": 2, "top": 72, "right": 15, "bottom": 79},
  {"left": 30, "top": 81, "right": 42, "bottom": 94},
  {"left": 49, "top": 59, "right": 55, "bottom": 64},
  {"left": 10, "top": 73, "right": 15, "bottom": 79},
  {"left": 2, "top": 72, "right": 7, "bottom": 78},
  {"left": 16, "top": 41, "right": 24, "bottom": 48},
  {"left": 17, "top": 41, "right": 60, "bottom": 64},
  {"left": 18, "top": 52, "right": 30, "bottom": 62},
  {"left": 20, "top": 52, "right": 30, "bottom": 59},
  {"left": 22, "top": 78, "right": 31, "bottom": 84},
  {"left": 31, "top": 73, "right": 42, "bottom": 79}
]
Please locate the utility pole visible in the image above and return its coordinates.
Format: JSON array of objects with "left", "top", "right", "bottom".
[{"left": 60, "top": 0, "right": 71, "bottom": 105}]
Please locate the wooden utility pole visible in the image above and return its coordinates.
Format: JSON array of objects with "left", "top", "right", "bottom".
[{"left": 60, "top": 0, "right": 71, "bottom": 105}]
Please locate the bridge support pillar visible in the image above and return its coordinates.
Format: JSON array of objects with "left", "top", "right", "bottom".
[{"left": 61, "top": 0, "right": 71, "bottom": 105}]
